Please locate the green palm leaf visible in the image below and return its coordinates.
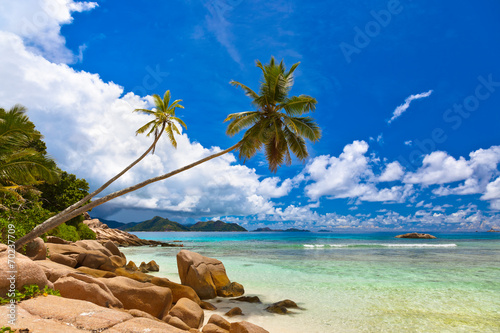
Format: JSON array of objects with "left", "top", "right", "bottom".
[
  {"left": 282, "top": 116, "right": 321, "bottom": 142},
  {"left": 281, "top": 95, "right": 317, "bottom": 116}
]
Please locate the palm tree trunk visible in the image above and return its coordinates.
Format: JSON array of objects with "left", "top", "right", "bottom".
[
  {"left": 42, "top": 124, "right": 166, "bottom": 227},
  {"left": 15, "top": 142, "right": 241, "bottom": 249}
]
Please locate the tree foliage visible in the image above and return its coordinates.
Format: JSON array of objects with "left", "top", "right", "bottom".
[
  {"left": 226, "top": 57, "right": 321, "bottom": 172},
  {"left": 0, "top": 106, "right": 95, "bottom": 243}
]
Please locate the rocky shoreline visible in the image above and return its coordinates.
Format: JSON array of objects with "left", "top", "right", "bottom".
[
  {"left": 1, "top": 220, "right": 297, "bottom": 333},
  {"left": 84, "top": 218, "right": 184, "bottom": 247}
]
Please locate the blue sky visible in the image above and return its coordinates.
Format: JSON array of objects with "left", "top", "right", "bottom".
[{"left": 1, "top": 0, "right": 499, "bottom": 230}]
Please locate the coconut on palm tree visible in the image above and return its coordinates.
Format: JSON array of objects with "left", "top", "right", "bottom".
[{"left": 15, "top": 57, "right": 320, "bottom": 248}]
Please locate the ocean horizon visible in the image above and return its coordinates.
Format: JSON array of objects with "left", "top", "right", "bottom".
[{"left": 120, "top": 231, "right": 500, "bottom": 332}]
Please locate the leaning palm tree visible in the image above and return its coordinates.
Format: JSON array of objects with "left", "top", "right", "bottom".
[
  {"left": 30, "top": 91, "right": 186, "bottom": 227},
  {"left": 15, "top": 57, "right": 321, "bottom": 248}
]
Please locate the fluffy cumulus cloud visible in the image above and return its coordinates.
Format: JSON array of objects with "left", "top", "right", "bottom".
[
  {"left": 403, "top": 151, "right": 474, "bottom": 185},
  {"left": 406, "top": 147, "right": 500, "bottom": 202},
  {"left": 378, "top": 161, "right": 404, "bottom": 182},
  {"left": 481, "top": 177, "right": 500, "bottom": 210},
  {"left": 304, "top": 140, "right": 372, "bottom": 200},
  {"left": 302, "top": 141, "right": 412, "bottom": 203},
  {"left": 0, "top": 0, "right": 97, "bottom": 63},
  {"left": 0, "top": 4, "right": 292, "bottom": 221}
]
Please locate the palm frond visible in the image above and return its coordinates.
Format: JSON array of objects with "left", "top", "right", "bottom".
[
  {"left": 135, "top": 120, "right": 156, "bottom": 136},
  {"left": 281, "top": 95, "right": 317, "bottom": 116},
  {"left": 286, "top": 62, "right": 300, "bottom": 77},
  {"left": 166, "top": 123, "right": 177, "bottom": 149},
  {"left": 0, "top": 149, "right": 58, "bottom": 185},
  {"left": 225, "top": 111, "right": 261, "bottom": 136},
  {"left": 283, "top": 116, "right": 321, "bottom": 142},
  {"left": 284, "top": 127, "right": 308, "bottom": 160},
  {"left": 133, "top": 108, "right": 156, "bottom": 115},
  {"left": 171, "top": 116, "right": 187, "bottom": 130},
  {"left": 152, "top": 94, "right": 164, "bottom": 111},
  {"left": 163, "top": 90, "right": 171, "bottom": 108},
  {"left": 265, "top": 134, "right": 287, "bottom": 173},
  {"left": 229, "top": 80, "right": 260, "bottom": 101}
]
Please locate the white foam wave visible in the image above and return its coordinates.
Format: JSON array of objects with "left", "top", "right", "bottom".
[{"left": 303, "top": 243, "right": 457, "bottom": 248}]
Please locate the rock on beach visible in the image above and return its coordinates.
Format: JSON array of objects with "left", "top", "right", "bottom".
[{"left": 177, "top": 249, "right": 245, "bottom": 299}]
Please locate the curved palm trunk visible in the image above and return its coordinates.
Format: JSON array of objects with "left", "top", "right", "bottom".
[
  {"left": 15, "top": 142, "right": 241, "bottom": 249},
  {"left": 43, "top": 124, "right": 166, "bottom": 226}
]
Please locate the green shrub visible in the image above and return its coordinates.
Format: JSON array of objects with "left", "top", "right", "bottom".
[
  {"left": 76, "top": 222, "right": 96, "bottom": 240},
  {"left": 0, "top": 285, "right": 60, "bottom": 304},
  {"left": 47, "top": 222, "right": 80, "bottom": 242},
  {"left": 0, "top": 200, "right": 52, "bottom": 245}
]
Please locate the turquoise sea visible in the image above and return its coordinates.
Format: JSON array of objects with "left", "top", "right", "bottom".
[{"left": 120, "top": 232, "right": 500, "bottom": 333}]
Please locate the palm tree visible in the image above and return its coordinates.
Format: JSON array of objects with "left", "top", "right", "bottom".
[
  {"left": 134, "top": 90, "right": 186, "bottom": 151},
  {"left": 226, "top": 56, "right": 321, "bottom": 172},
  {"left": 0, "top": 105, "right": 58, "bottom": 194},
  {"left": 22, "top": 91, "right": 186, "bottom": 231},
  {"left": 15, "top": 57, "right": 321, "bottom": 248}
]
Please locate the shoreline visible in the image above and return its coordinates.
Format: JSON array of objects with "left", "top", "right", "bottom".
[
  {"left": 1, "top": 220, "right": 282, "bottom": 332},
  {"left": 121, "top": 230, "right": 500, "bottom": 333}
]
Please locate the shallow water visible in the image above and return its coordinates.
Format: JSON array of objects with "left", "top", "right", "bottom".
[{"left": 121, "top": 232, "right": 500, "bottom": 332}]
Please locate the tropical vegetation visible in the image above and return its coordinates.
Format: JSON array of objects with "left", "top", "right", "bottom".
[
  {"left": 0, "top": 105, "right": 94, "bottom": 244},
  {"left": 0, "top": 284, "right": 60, "bottom": 305},
  {"left": 15, "top": 57, "right": 321, "bottom": 248}
]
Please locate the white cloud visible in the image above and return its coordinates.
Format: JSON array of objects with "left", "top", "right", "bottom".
[
  {"left": 419, "top": 146, "right": 500, "bottom": 195},
  {"left": 257, "top": 177, "right": 295, "bottom": 198},
  {"left": 0, "top": 0, "right": 97, "bottom": 63},
  {"left": 303, "top": 140, "right": 372, "bottom": 200},
  {"left": 388, "top": 90, "right": 433, "bottom": 124},
  {"left": 359, "top": 185, "right": 414, "bottom": 202},
  {"left": 202, "top": 0, "right": 242, "bottom": 64},
  {"left": 303, "top": 141, "right": 412, "bottom": 203},
  {"left": 481, "top": 177, "right": 500, "bottom": 210},
  {"left": 403, "top": 151, "right": 473, "bottom": 185},
  {"left": 378, "top": 161, "right": 404, "bottom": 182}
]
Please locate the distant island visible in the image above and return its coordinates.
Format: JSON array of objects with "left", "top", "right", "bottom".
[
  {"left": 96, "top": 216, "right": 247, "bottom": 232},
  {"left": 253, "top": 227, "right": 310, "bottom": 232},
  {"left": 395, "top": 233, "right": 436, "bottom": 239}
]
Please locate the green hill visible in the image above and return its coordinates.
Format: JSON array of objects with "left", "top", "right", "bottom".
[
  {"left": 91, "top": 217, "right": 139, "bottom": 230},
  {"left": 188, "top": 220, "right": 247, "bottom": 232},
  {"left": 125, "top": 216, "right": 190, "bottom": 232},
  {"left": 119, "top": 216, "right": 247, "bottom": 232}
]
